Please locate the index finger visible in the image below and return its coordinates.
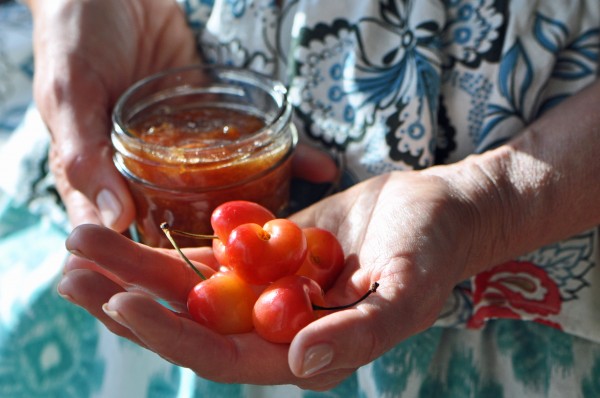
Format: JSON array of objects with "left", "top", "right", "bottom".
[
  {"left": 104, "top": 291, "right": 355, "bottom": 390},
  {"left": 65, "top": 224, "right": 216, "bottom": 305}
]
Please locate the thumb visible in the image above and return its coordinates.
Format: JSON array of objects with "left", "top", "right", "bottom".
[
  {"left": 292, "top": 143, "right": 338, "bottom": 183},
  {"left": 287, "top": 279, "right": 398, "bottom": 378},
  {"left": 287, "top": 277, "right": 443, "bottom": 378},
  {"left": 288, "top": 306, "right": 385, "bottom": 378}
]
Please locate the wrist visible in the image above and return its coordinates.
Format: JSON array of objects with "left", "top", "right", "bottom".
[
  {"left": 423, "top": 144, "right": 556, "bottom": 280},
  {"left": 429, "top": 81, "right": 600, "bottom": 281}
]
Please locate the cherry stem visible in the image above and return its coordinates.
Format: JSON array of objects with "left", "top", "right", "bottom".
[
  {"left": 160, "top": 222, "right": 207, "bottom": 281},
  {"left": 312, "top": 282, "right": 380, "bottom": 311},
  {"left": 164, "top": 226, "right": 218, "bottom": 240}
]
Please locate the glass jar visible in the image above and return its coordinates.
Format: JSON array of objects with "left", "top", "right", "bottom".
[{"left": 112, "top": 65, "right": 297, "bottom": 248}]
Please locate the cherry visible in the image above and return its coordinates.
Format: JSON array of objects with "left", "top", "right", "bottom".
[
  {"left": 226, "top": 219, "right": 308, "bottom": 285},
  {"left": 252, "top": 275, "right": 325, "bottom": 344},
  {"left": 187, "top": 271, "right": 258, "bottom": 334},
  {"left": 211, "top": 200, "right": 275, "bottom": 242},
  {"left": 212, "top": 238, "right": 229, "bottom": 267},
  {"left": 162, "top": 223, "right": 258, "bottom": 334},
  {"left": 166, "top": 200, "right": 276, "bottom": 267},
  {"left": 296, "top": 227, "right": 345, "bottom": 291},
  {"left": 253, "top": 276, "right": 380, "bottom": 343}
]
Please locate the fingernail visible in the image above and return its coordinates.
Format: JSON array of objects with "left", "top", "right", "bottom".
[
  {"left": 96, "top": 189, "right": 122, "bottom": 228},
  {"left": 56, "top": 277, "right": 75, "bottom": 302},
  {"left": 66, "top": 247, "right": 86, "bottom": 259},
  {"left": 102, "top": 303, "right": 128, "bottom": 326},
  {"left": 301, "top": 343, "right": 333, "bottom": 376}
]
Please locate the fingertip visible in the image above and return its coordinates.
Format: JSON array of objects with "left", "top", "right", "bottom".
[
  {"left": 288, "top": 307, "right": 381, "bottom": 379},
  {"left": 100, "top": 292, "right": 146, "bottom": 336},
  {"left": 65, "top": 223, "right": 96, "bottom": 253},
  {"left": 292, "top": 144, "right": 338, "bottom": 183},
  {"left": 99, "top": 145, "right": 137, "bottom": 232},
  {"left": 96, "top": 188, "right": 122, "bottom": 228},
  {"left": 56, "top": 271, "right": 77, "bottom": 301},
  {"left": 62, "top": 250, "right": 89, "bottom": 272},
  {"left": 61, "top": 142, "right": 134, "bottom": 232},
  {"left": 95, "top": 186, "right": 135, "bottom": 233},
  {"left": 289, "top": 340, "right": 334, "bottom": 378},
  {"left": 288, "top": 316, "right": 337, "bottom": 378}
]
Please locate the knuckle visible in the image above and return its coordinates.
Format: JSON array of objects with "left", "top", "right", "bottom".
[
  {"left": 59, "top": 143, "right": 110, "bottom": 190},
  {"left": 63, "top": 151, "right": 92, "bottom": 184}
]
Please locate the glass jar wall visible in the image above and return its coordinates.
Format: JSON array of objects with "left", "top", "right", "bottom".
[{"left": 112, "top": 65, "right": 297, "bottom": 247}]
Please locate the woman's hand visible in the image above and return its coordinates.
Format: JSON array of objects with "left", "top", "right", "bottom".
[
  {"left": 57, "top": 78, "right": 600, "bottom": 389},
  {"left": 58, "top": 168, "right": 477, "bottom": 390},
  {"left": 27, "top": 0, "right": 200, "bottom": 231}
]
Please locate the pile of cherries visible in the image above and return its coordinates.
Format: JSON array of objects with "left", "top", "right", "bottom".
[{"left": 161, "top": 200, "right": 377, "bottom": 344}]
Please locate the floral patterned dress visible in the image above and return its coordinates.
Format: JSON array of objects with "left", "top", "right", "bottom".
[{"left": 1, "top": 0, "right": 599, "bottom": 397}]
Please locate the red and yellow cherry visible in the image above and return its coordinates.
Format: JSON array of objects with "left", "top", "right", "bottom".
[
  {"left": 212, "top": 238, "right": 229, "bottom": 267},
  {"left": 211, "top": 200, "right": 275, "bottom": 242},
  {"left": 252, "top": 275, "right": 325, "bottom": 344},
  {"left": 296, "top": 227, "right": 345, "bottom": 291},
  {"left": 210, "top": 200, "right": 276, "bottom": 267},
  {"left": 187, "top": 271, "right": 259, "bottom": 334},
  {"left": 226, "top": 219, "right": 308, "bottom": 285}
]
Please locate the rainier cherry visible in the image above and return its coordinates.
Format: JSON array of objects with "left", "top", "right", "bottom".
[
  {"left": 296, "top": 227, "right": 345, "bottom": 291},
  {"left": 226, "top": 219, "right": 308, "bottom": 285},
  {"left": 161, "top": 223, "right": 258, "bottom": 334},
  {"left": 252, "top": 275, "right": 380, "bottom": 343},
  {"left": 252, "top": 275, "right": 325, "bottom": 344},
  {"left": 211, "top": 239, "right": 229, "bottom": 268},
  {"left": 187, "top": 271, "right": 258, "bottom": 334},
  {"left": 211, "top": 200, "right": 275, "bottom": 242},
  {"left": 210, "top": 200, "right": 276, "bottom": 267}
]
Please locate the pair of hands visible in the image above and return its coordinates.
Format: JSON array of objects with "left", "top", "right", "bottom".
[
  {"left": 59, "top": 170, "right": 475, "bottom": 390},
  {"left": 29, "top": 0, "right": 497, "bottom": 391}
]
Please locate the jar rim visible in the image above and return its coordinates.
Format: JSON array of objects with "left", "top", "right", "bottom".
[
  {"left": 111, "top": 64, "right": 291, "bottom": 164},
  {"left": 114, "top": 124, "right": 297, "bottom": 193}
]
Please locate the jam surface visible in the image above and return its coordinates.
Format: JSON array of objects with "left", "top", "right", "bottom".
[{"left": 130, "top": 107, "right": 265, "bottom": 148}]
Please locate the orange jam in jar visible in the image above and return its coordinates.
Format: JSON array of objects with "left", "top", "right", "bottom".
[{"left": 112, "top": 65, "right": 297, "bottom": 247}]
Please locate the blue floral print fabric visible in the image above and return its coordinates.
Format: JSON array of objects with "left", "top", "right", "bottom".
[
  {"left": 189, "top": 0, "right": 600, "bottom": 341},
  {"left": 1, "top": 0, "right": 599, "bottom": 397}
]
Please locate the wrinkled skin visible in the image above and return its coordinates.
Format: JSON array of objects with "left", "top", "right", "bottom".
[
  {"left": 28, "top": 0, "right": 201, "bottom": 231},
  {"left": 26, "top": 0, "right": 600, "bottom": 392}
]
